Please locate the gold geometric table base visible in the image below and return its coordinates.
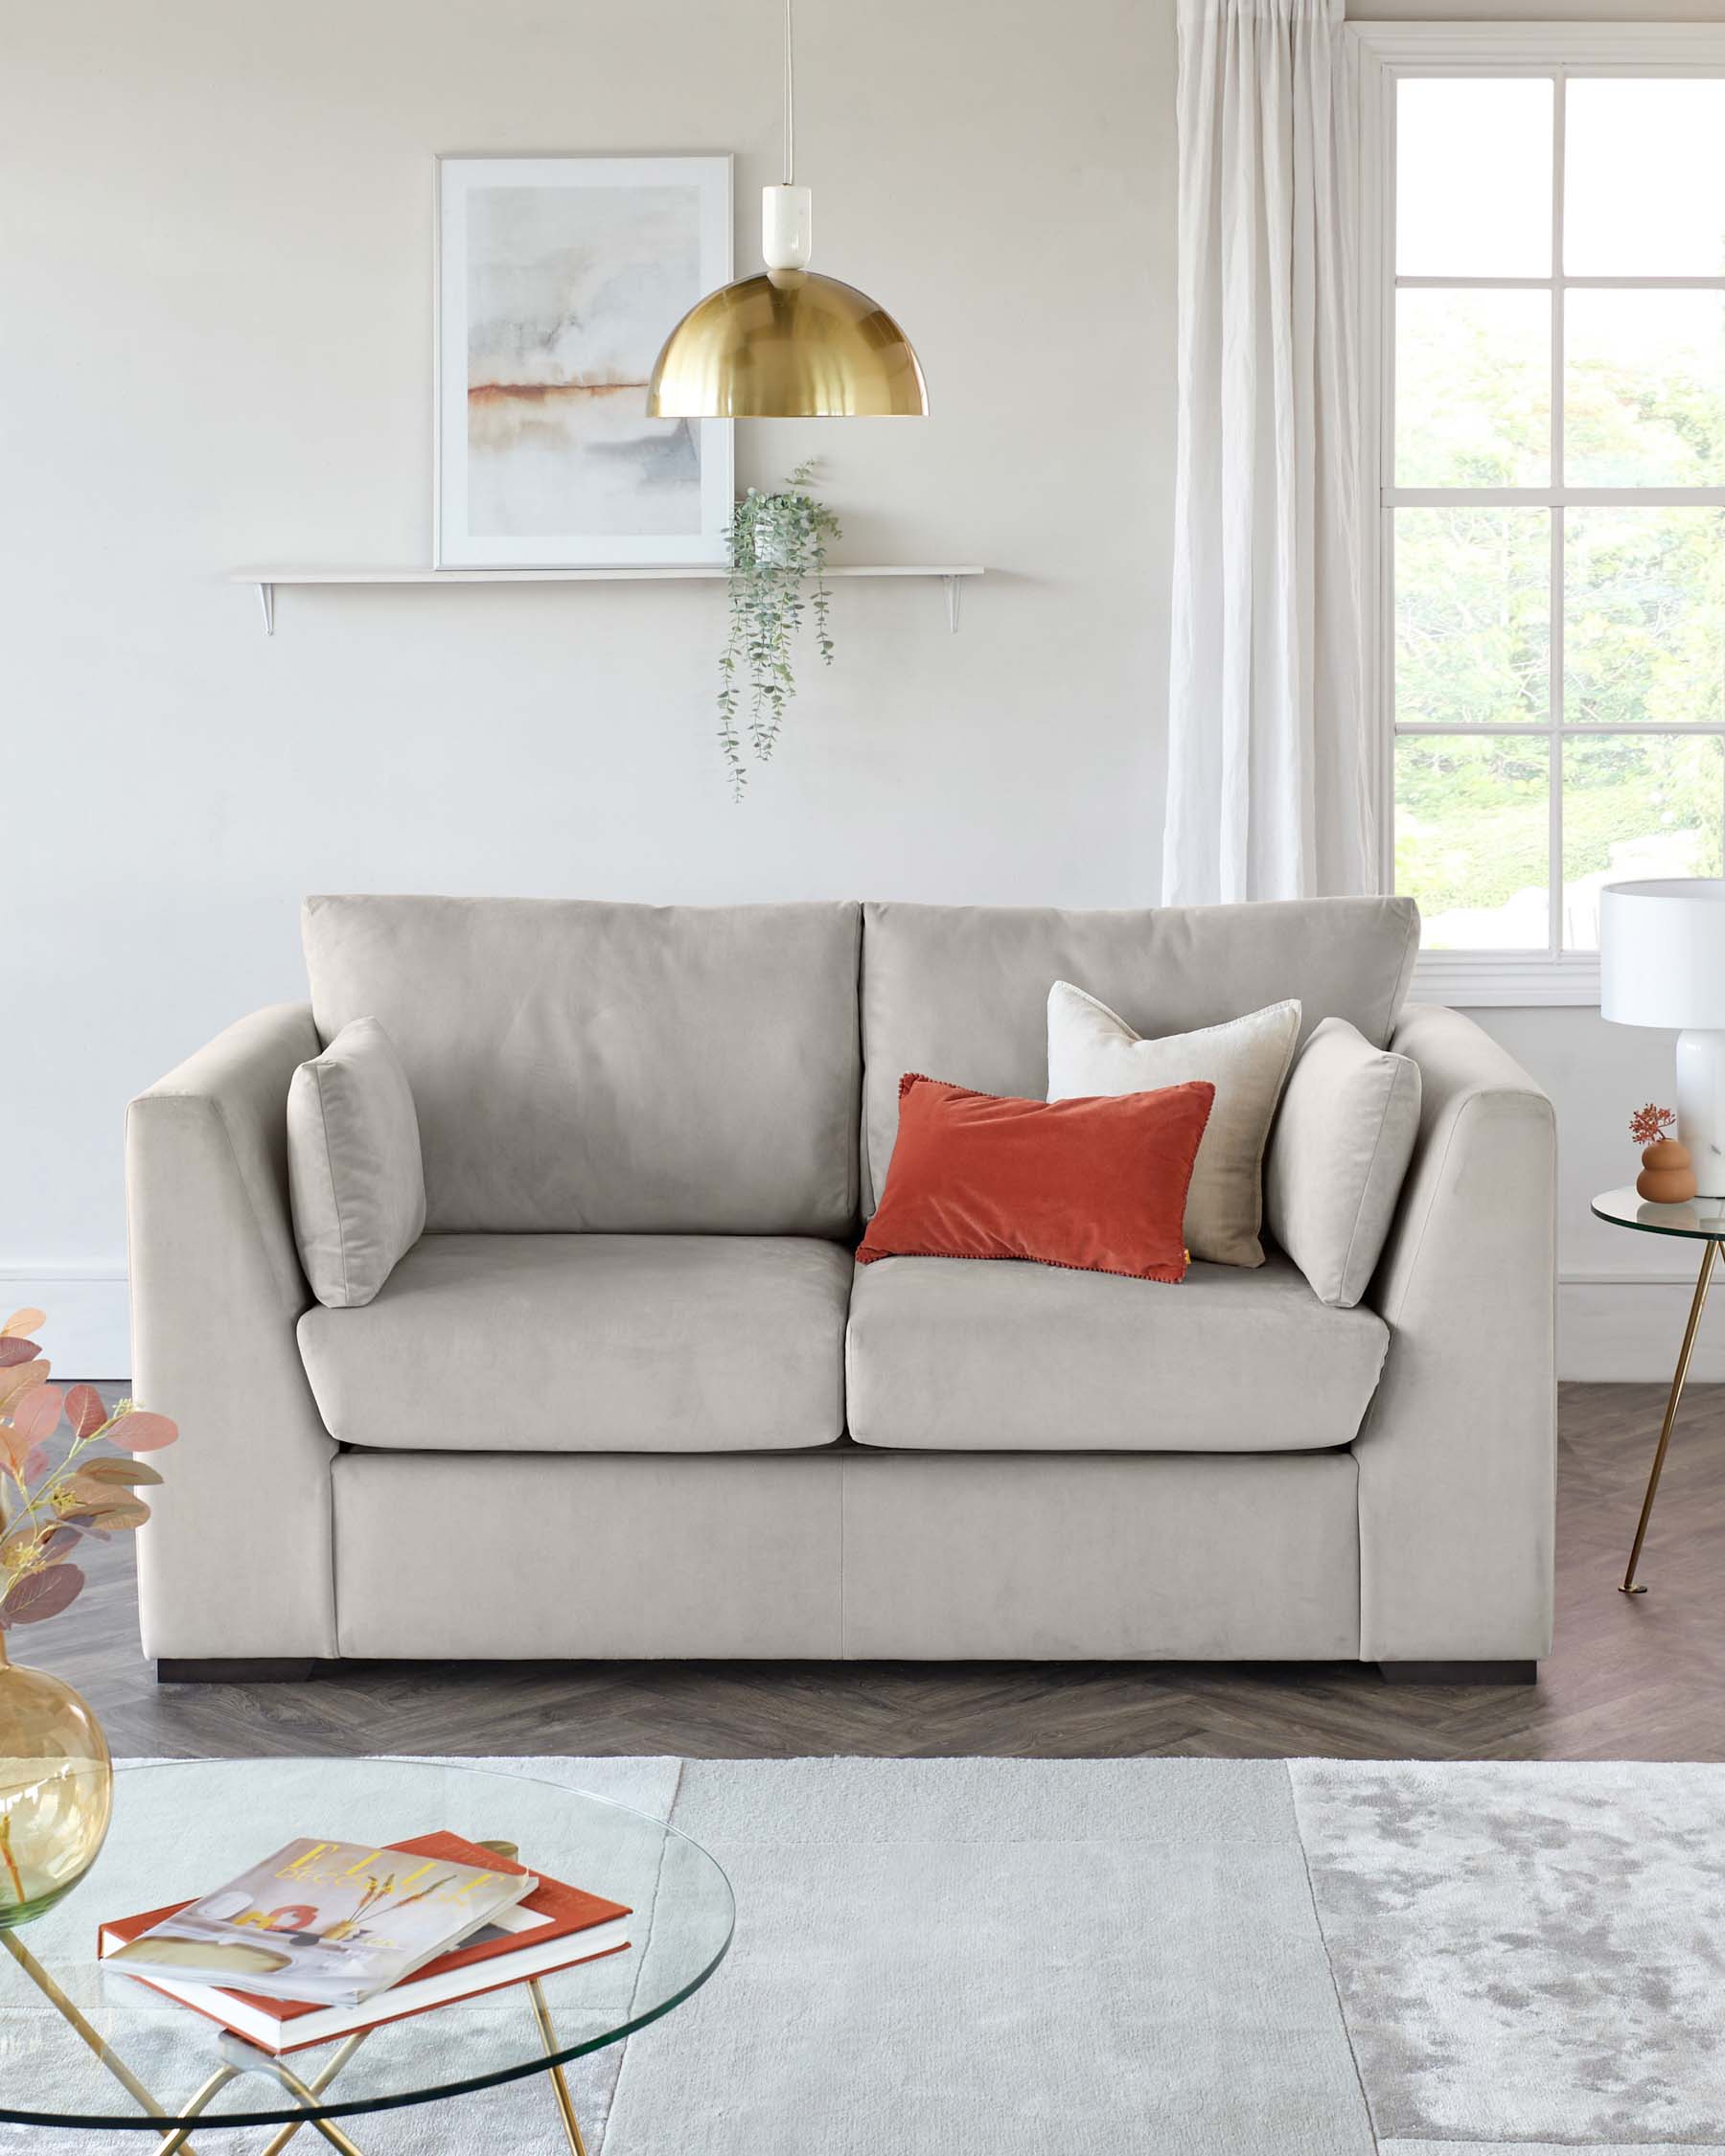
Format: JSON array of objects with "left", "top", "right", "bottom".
[
  {"left": 1620, "top": 1236, "right": 1717, "bottom": 1596},
  {"left": 2, "top": 1854, "right": 588, "bottom": 2155}
]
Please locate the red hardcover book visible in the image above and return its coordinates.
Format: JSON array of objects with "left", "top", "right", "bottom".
[{"left": 99, "top": 1830, "right": 632, "bottom": 2054}]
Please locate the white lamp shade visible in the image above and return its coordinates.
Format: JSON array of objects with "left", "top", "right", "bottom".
[{"left": 1599, "top": 880, "right": 1725, "bottom": 1028}]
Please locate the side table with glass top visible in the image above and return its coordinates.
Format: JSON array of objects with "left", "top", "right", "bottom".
[
  {"left": 0, "top": 1757, "right": 733, "bottom": 2147},
  {"left": 1592, "top": 1185, "right": 1725, "bottom": 1595}
]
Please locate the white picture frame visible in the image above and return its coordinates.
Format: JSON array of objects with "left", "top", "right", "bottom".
[{"left": 434, "top": 154, "right": 733, "bottom": 567}]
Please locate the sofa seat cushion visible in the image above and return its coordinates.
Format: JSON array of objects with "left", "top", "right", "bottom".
[
  {"left": 845, "top": 1253, "right": 1388, "bottom": 1453},
  {"left": 298, "top": 1233, "right": 852, "bottom": 1453}
]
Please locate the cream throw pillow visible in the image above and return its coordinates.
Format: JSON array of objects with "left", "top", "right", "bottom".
[
  {"left": 1264, "top": 1015, "right": 1422, "bottom": 1308},
  {"left": 287, "top": 1017, "right": 426, "bottom": 1309},
  {"left": 1046, "top": 983, "right": 1300, "bottom": 1267}
]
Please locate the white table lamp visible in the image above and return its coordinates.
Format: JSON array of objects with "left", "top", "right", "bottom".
[{"left": 1600, "top": 879, "right": 1725, "bottom": 1196}]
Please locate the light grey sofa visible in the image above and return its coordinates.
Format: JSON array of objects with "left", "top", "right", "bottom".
[{"left": 126, "top": 894, "right": 1556, "bottom": 1684}]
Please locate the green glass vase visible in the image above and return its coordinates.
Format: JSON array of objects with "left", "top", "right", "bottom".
[{"left": 0, "top": 1630, "right": 112, "bottom": 1928}]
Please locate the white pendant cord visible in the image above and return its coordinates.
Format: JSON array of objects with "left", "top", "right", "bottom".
[
  {"left": 783, "top": 0, "right": 795, "bottom": 187},
  {"left": 761, "top": 0, "right": 811, "bottom": 273}
]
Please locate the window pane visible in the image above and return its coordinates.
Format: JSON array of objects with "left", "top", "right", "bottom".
[
  {"left": 1395, "top": 508, "right": 1550, "bottom": 725},
  {"left": 1562, "top": 736, "right": 1724, "bottom": 951},
  {"left": 1564, "top": 508, "right": 1725, "bottom": 726},
  {"left": 1396, "top": 289, "right": 1550, "bottom": 486},
  {"left": 1396, "top": 79, "right": 1552, "bottom": 277},
  {"left": 1566, "top": 289, "right": 1725, "bottom": 488},
  {"left": 1395, "top": 736, "right": 1551, "bottom": 950},
  {"left": 1566, "top": 80, "right": 1725, "bottom": 276}
]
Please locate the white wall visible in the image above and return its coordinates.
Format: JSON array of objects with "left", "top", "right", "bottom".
[
  {"left": 1352, "top": 1, "right": 1725, "bottom": 19},
  {"left": 1, "top": 0, "right": 1176, "bottom": 1371},
  {"left": 1464, "top": 1008, "right": 1725, "bottom": 1382},
  {"left": 4, "top": 0, "right": 1709, "bottom": 1385}
]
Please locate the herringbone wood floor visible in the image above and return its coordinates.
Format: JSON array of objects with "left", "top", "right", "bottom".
[{"left": 37, "top": 1385, "right": 1725, "bottom": 1761}]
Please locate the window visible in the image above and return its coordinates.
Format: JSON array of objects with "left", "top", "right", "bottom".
[{"left": 1363, "top": 31, "right": 1725, "bottom": 998}]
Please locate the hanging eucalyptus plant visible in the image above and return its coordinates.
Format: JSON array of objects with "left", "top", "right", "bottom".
[{"left": 717, "top": 460, "right": 841, "bottom": 798}]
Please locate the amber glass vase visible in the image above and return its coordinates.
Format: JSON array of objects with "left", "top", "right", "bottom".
[{"left": 0, "top": 1631, "right": 112, "bottom": 1928}]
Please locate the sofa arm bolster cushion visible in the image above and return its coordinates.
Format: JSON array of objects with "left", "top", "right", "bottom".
[
  {"left": 126, "top": 1004, "right": 339, "bottom": 1661},
  {"left": 288, "top": 1017, "right": 426, "bottom": 1308},
  {"left": 1355, "top": 1003, "right": 1556, "bottom": 1664},
  {"left": 1265, "top": 1016, "right": 1422, "bottom": 1308}
]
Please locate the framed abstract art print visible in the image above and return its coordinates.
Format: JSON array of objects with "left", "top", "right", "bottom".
[{"left": 434, "top": 154, "right": 733, "bottom": 566}]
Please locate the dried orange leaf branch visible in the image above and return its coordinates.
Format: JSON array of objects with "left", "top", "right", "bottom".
[{"left": 0, "top": 1310, "right": 178, "bottom": 1631}]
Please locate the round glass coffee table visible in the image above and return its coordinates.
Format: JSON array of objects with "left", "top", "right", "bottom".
[
  {"left": 0, "top": 1757, "right": 733, "bottom": 2146},
  {"left": 1593, "top": 1184, "right": 1725, "bottom": 1597}
]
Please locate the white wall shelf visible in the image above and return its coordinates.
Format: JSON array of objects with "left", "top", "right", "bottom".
[{"left": 233, "top": 564, "right": 985, "bottom": 636}]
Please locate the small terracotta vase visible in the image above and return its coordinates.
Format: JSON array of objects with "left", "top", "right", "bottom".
[{"left": 1637, "top": 1138, "right": 1697, "bottom": 1205}]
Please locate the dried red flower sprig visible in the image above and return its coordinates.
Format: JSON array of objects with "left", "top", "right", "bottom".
[{"left": 1629, "top": 1103, "right": 1678, "bottom": 1148}]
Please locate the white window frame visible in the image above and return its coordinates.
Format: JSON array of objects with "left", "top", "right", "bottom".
[{"left": 1351, "top": 22, "right": 1725, "bottom": 1007}]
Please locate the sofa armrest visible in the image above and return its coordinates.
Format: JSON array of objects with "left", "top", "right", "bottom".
[
  {"left": 1356, "top": 1002, "right": 1556, "bottom": 1663},
  {"left": 126, "top": 1005, "right": 338, "bottom": 1660}
]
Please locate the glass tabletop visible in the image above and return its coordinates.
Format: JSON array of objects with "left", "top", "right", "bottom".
[
  {"left": 0, "top": 1757, "right": 733, "bottom": 2132},
  {"left": 1593, "top": 1184, "right": 1725, "bottom": 1241}
]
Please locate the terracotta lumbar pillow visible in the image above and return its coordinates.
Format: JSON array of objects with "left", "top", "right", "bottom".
[
  {"left": 857, "top": 1073, "right": 1215, "bottom": 1283},
  {"left": 1046, "top": 983, "right": 1301, "bottom": 1268}
]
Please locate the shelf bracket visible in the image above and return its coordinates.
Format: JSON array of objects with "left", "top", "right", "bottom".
[
  {"left": 256, "top": 582, "right": 275, "bottom": 637},
  {"left": 943, "top": 575, "right": 962, "bottom": 633}
]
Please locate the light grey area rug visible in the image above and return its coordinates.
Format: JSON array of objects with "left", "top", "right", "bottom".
[
  {"left": 1293, "top": 1759, "right": 1725, "bottom": 2154},
  {"left": 4, "top": 1755, "right": 1721, "bottom": 2153}
]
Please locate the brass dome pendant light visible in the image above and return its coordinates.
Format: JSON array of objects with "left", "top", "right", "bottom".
[{"left": 646, "top": 0, "right": 928, "bottom": 419}]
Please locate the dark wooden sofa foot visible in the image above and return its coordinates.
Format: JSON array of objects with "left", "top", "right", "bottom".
[
  {"left": 156, "top": 1658, "right": 327, "bottom": 1685},
  {"left": 1378, "top": 1660, "right": 1537, "bottom": 1686}
]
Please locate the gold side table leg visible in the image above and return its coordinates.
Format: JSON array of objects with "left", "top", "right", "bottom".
[
  {"left": 269, "top": 2064, "right": 367, "bottom": 2156},
  {"left": 255, "top": 2030, "right": 373, "bottom": 2156},
  {"left": 1622, "top": 1236, "right": 1717, "bottom": 1594},
  {"left": 155, "top": 2069, "right": 241, "bottom": 2155},
  {"left": 218, "top": 2035, "right": 369, "bottom": 2156},
  {"left": 527, "top": 1976, "right": 589, "bottom": 2156},
  {"left": 481, "top": 1844, "right": 591, "bottom": 2156},
  {"left": 3, "top": 1926, "right": 214, "bottom": 2152}
]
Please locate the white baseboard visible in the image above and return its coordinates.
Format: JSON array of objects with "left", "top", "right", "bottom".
[
  {"left": 0, "top": 1273, "right": 129, "bottom": 1380},
  {"left": 1558, "top": 1273, "right": 1725, "bottom": 1383},
  {"left": 0, "top": 1267, "right": 1710, "bottom": 1388}
]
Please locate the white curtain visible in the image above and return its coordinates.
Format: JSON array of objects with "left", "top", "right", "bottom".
[{"left": 1162, "top": 0, "right": 1376, "bottom": 905}]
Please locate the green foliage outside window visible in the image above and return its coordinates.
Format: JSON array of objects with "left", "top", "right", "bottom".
[{"left": 1394, "top": 300, "right": 1725, "bottom": 938}]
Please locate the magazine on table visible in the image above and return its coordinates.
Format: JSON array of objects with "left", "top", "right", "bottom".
[
  {"left": 104, "top": 1834, "right": 538, "bottom": 2007},
  {"left": 100, "top": 1831, "right": 633, "bottom": 2051}
]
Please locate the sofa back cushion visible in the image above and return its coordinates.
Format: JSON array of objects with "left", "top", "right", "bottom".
[
  {"left": 860, "top": 898, "right": 1419, "bottom": 1212},
  {"left": 304, "top": 896, "right": 862, "bottom": 1234}
]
